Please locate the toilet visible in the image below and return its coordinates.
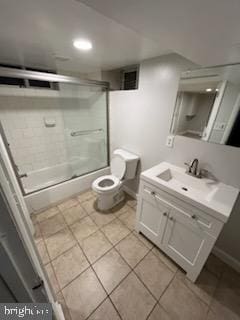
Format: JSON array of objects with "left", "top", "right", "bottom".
[{"left": 92, "top": 149, "right": 139, "bottom": 211}]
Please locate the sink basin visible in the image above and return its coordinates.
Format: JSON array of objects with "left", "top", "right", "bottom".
[
  {"left": 157, "top": 168, "right": 219, "bottom": 201},
  {"left": 141, "top": 162, "right": 239, "bottom": 222}
]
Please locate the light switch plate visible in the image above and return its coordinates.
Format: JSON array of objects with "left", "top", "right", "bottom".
[{"left": 166, "top": 135, "right": 175, "bottom": 148}]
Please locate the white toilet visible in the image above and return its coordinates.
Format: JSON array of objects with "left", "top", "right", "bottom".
[{"left": 92, "top": 149, "right": 139, "bottom": 211}]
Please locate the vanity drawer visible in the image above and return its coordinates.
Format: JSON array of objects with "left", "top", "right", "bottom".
[{"left": 140, "top": 180, "right": 224, "bottom": 238}]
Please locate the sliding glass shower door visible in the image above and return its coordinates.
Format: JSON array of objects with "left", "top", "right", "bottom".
[
  {"left": 0, "top": 67, "right": 109, "bottom": 194},
  {"left": 60, "top": 83, "right": 108, "bottom": 178}
]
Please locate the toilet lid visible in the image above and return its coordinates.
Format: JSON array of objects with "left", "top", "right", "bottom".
[{"left": 110, "top": 156, "right": 126, "bottom": 179}]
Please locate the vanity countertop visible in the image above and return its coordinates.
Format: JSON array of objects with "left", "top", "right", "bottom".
[{"left": 141, "top": 162, "right": 239, "bottom": 223}]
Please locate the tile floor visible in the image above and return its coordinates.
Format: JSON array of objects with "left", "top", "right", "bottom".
[{"left": 32, "top": 190, "right": 240, "bottom": 320}]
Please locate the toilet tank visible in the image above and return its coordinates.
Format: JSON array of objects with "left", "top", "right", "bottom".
[{"left": 113, "top": 149, "right": 139, "bottom": 180}]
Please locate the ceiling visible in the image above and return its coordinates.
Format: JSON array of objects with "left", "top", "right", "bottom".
[
  {"left": 81, "top": 0, "right": 240, "bottom": 66},
  {"left": 0, "top": 0, "right": 240, "bottom": 73},
  {"left": 0, "top": 0, "right": 169, "bottom": 73}
]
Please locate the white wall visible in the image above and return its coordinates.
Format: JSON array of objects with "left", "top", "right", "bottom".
[{"left": 109, "top": 53, "right": 240, "bottom": 264}]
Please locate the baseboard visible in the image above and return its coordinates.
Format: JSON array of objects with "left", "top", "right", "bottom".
[
  {"left": 123, "top": 185, "right": 137, "bottom": 200},
  {"left": 213, "top": 246, "right": 240, "bottom": 273}
]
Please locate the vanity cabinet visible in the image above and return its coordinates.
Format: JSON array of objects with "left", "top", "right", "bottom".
[{"left": 136, "top": 180, "right": 223, "bottom": 282}]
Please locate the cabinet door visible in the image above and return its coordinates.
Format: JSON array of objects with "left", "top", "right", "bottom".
[
  {"left": 162, "top": 206, "right": 215, "bottom": 280},
  {"left": 137, "top": 197, "right": 169, "bottom": 247}
]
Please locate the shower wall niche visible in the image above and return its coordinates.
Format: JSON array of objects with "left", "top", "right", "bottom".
[{"left": 0, "top": 78, "right": 109, "bottom": 194}]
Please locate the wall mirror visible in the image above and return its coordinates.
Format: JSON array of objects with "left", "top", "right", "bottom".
[{"left": 170, "top": 63, "right": 240, "bottom": 148}]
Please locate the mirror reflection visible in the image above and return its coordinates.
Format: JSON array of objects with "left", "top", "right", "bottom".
[{"left": 171, "top": 64, "right": 240, "bottom": 148}]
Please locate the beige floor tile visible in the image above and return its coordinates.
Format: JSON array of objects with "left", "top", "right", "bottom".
[
  {"left": 210, "top": 268, "right": 240, "bottom": 320},
  {"left": 135, "top": 251, "right": 174, "bottom": 299},
  {"left": 88, "top": 298, "right": 121, "bottom": 320},
  {"left": 160, "top": 278, "right": 208, "bottom": 320},
  {"left": 58, "top": 198, "right": 79, "bottom": 212},
  {"left": 81, "top": 230, "right": 112, "bottom": 264},
  {"left": 62, "top": 268, "right": 107, "bottom": 320},
  {"left": 90, "top": 211, "right": 116, "bottom": 227},
  {"left": 176, "top": 268, "right": 219, "bottom": 305},
  {"left": 93, "top": 248, "right": 131, "bottom": 293},
  {"left": 109, "top": 201, "right": 130, "bottom": 217},
  {"left": 133, "top": 231, "right": 154, "bottom": 249},
  {"left": 152, "top": 246, "right": 178, "bottom": 273},
  {"left": 148, "top": 304, "right": 171, "bottom": 320},
  {"left": 36, "top": 206, "right": 60, "bottom": 222},
  {"left": 62, "top": 204, "right": 86, "bottom": 225},
  {"left": 45, "top": 227, "right": 76, "bottom": 260},
  {"left": 77, "top": 190, "right": 96, "bottom": 203},
  {"left": 126, "top": 196, "right": 137, "bottom": 208},
  {"left": 205, "top": 254, "right": 227, "bottom": 279},
  {"left": 101, "top": 219, "right": 131, "bottom": 245},
  {"left": 39, "top": 213, "right": 66, "bottom": 238},
  {"left": 115, "top": 233, "right": 149, "bottom": 268},
  {"left": 31, "top": 214, "right": 38, "bottom": 225},
  {"left": 33, "top": 224, "right": 42, "bottom": 243},
  {"left": 70, "top": 216, "right": 98, "bottom": 243},
  {"left": 110, "top": 272, "right": 156, "bottom": 320},
  {"left": 206, "top": 308, "right": 239, "bottom": 320},
  {"left": 118, "top": 208, "right": 136, "bottom": 230},
  {"left": 52, "top": 245, "right": 89, "bottom": 289},
  {"left": 45, "top": 263, "right": 60, "bottom": 294},
  {"left": 56, "top": 292, "right": 72, "bottom": 320},
  {"left": 81, "top": 198, "right": 98, "bottom": 214},
  {"left": 36, "top": 239, "right": 50, "bottom": 265}
]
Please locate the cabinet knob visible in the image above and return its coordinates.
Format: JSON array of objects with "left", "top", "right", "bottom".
[
  {"left": 151, "top": 191, "right": 156, "bottom": 196},
  {"left": 163, "top": 212, "right": 167, "bottom": 216},
  {"left": 169, "top": 216, "right": 174, "bottom": 221},
  {"left": 191, "top": 215, "right": 196, "bottom": 220}
]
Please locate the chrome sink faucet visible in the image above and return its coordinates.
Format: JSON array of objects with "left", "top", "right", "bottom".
[{"left": 184, "top": 158, "right": 201, "bottom": 178}]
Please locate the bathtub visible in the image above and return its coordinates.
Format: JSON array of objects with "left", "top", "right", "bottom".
[
  {"left": 22, "top": 157, "right": 101, "bottom": 194},
  {"left": 24, "top": 158, "right": 109, "bottom": 213}
]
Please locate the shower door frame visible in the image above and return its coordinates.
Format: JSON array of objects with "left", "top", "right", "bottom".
[{"left": 0, "top": 66, "right": 110, "bottom": 196}]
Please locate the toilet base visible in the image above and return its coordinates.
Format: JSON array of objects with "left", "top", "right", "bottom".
[{"left": 96, "top": 189, "right": 125, "bottom": 211}]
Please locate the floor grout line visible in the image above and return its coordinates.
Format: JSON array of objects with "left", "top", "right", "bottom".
[
  {"left": 33, "top": 193, "right": 218, "bottom": 320},
  {"left": 68, "top": 217, "right": 124, "bottom": 320},
  {"left": 32, "top": 193, "right": 137, "bottom": 319}
]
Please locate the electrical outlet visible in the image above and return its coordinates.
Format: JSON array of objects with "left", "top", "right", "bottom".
[{"left": 166, "top": 135, "right": 174, "bottom": 148}]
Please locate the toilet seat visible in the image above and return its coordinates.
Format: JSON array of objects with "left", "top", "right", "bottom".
[{"left": 92, "top": 175, "right": 121, "bottom": 193}]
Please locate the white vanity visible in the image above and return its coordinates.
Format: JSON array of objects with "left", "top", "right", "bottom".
[{"left": 136, "top": 162, "right": 239, "bottom": 282}]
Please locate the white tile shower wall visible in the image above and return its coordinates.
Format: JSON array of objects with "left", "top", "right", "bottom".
[
  {"left": 0, "top": 92, "right": 67, "bottom": 173},
  {"left": 0, "top": 86, "right": 108, "bottom": 176}
]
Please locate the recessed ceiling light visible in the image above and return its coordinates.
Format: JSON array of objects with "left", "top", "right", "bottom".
[
  {"left": 215, "top": 88, "right": 219, "bottom": 92},
  {"left": 206, "top": 88, "right": 212, "bottom": 92},
  {"left": 73, "top": 39, "right": 92, "bottom": 51}
]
